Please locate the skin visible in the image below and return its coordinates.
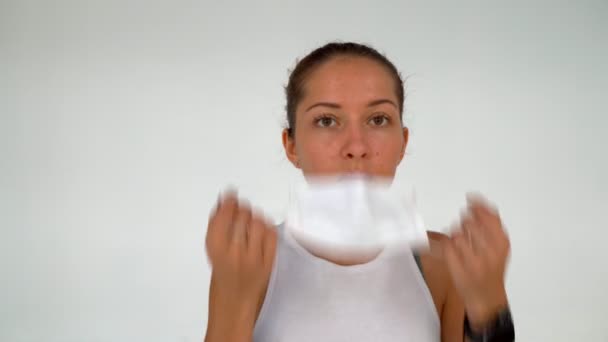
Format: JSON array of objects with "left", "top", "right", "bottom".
[
  {"left": 205, "top": 56, "right": 511, "bottom": 342},
  {"left": 284, "top": 55, "right": 407, "bottom": 179}
]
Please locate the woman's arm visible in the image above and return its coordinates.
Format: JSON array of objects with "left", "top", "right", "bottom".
[
  {"left": 440, "top": 279, "right": 466, "bottom": 342},
  {"left": 420, "top": 233, "right": 466, "bottom": 342},
  {"left": 203, "top": 192, "right": 277, "bottom": 342},
  {"left": 204, "top": 274, "right": 258, "bottom": 342},
  {"left": 441, "top": 280, "right": 513, "bottom": 342},
  {"left": 440, "top": 194, "right": 513, "bottom": 342}
]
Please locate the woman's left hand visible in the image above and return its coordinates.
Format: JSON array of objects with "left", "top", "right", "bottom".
[{"left": 442, "top": 194, "right": 511, "bottom": 330}]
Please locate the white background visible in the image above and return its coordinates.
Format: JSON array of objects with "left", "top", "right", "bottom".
[{"left": 1, "top": 1, "right": 607, "bottom": 341}]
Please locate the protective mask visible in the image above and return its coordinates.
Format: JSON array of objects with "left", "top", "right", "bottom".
[{"left": 284, "top": 174, "right": 428, "bottom": 257}]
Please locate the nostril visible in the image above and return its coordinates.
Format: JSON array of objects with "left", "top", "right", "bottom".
[{"left": 346, "top": 152, "right": 367, "bottom": 159}]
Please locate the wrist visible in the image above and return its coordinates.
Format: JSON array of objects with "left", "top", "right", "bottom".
[
  {"left": 206, "top": 309, "right": 254, "bottom": 342},
  {"left": 206, "top": 325, "right": 252, "bottom": 342},
  {"left": 209, "top": 296, "right": 256, "bottom": 327},
  {"left": 207, "top": 290, "right": 257, "bottom": 342},
  {"left": 464, "top": 305, "right": 514, "bottom": 342},
  {"left": 465, "top": 287, "right": 509, "bottom": 332}
]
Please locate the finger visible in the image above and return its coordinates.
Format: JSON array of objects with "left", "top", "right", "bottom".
[
  {"left": 442, "top": 236, "right": 467, "bottom": 280},
  {"left": 207, "top": 191, "right": 238, "bottom": 242},
  {"left": 466, "top": 194, "right": 504, "bottom": 241},
  {"left": 205, "top": 198, "right": 221, "bottom": 264},
  {"left": 208, "top": 195, "right": 221, "bottom": 224},
  {"left": 463, "top": 214, "right": 500, "bottom": 271},
  {"left": 452, "top": 228, "right": 478, "bottom": 273},
  {"left": 460, "top": 212, "right": 474, "bottom": 248},
  {"left": 220, "top": 190, "right": 240, "bottom": 237},
  {"left": 232, "top": 201, "right": 252, "bottom": 246},
  {"left": 461, "top": 210, "right": 492, "bottom": 254},
  {"left": 447, "top": 229, "right": 467, "bottom": 261},
  {"left": 464, "top": 212, "right": 493, "bottom": 258},
  {"left": 207, "top": 194, "right": 221, "bottom": 233},
  {"left": 247, "top": 210, "right": 265, "bottom": 257}
]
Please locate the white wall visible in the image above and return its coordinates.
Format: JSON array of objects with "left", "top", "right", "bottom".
[{"left": 1, "top": 1, "right": 607, "bottom": 341}]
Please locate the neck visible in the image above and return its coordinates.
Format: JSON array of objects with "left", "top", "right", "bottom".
[{"left": 293, "top": 235, "right": 384, "bottom": 266}]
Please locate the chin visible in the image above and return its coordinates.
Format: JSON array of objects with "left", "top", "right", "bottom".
[{"left": 302, "top": 170, "right": 396, "bottom": 183}]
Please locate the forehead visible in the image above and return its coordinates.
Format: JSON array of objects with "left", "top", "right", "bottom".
[{"left": 300, "top": 56, "right": 397, "bottom": 105}]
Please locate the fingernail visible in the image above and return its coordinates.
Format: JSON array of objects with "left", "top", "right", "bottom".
[
  {"left": 467, "top": 192, "right": 486, "bottom": 205},
  {"left": 221, "top": 187, "right": 238, "bottom": 202},
  {"left": 460, "top": 209, "right": 470, "bottom": 220}
]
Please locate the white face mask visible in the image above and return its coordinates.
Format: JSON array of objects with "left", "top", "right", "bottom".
[{"left": 284, "top": 174, "right": 429, "bottom": 257}]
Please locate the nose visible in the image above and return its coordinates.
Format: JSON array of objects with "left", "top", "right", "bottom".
[{"left": 340, "top": 125, "right": 369, "bottom": 160}]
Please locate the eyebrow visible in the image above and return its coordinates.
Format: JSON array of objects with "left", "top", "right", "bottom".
[{"left": 304, "top": 99, "right": 398, "bottom": 113}]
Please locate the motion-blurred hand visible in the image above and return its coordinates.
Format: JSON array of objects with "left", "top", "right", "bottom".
[
  {"left": 205, "top": 191, "right": 277, "bottom": 342},
  {"left": 442, "top": 194, "right": 511, "bottom": 329}
]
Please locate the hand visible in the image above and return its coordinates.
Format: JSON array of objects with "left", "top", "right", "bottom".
[
  {"left": 205, "top": 190, "right": 277, "bottom": 341},
  {"left": 441, "top": 194, "right": 511, "bottom": 330}
]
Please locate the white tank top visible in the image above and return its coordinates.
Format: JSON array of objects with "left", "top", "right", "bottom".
[{"left": 253, "top": 224, "right": 441, "bottom": 342}]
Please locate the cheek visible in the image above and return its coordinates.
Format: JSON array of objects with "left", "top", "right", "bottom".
[
  {"left": 370, "top": 137, "right": 403, "bottom": 164},
  {"left": 298, "top": 141, "right": 342, "bottom": 172},
  {"left": 298, "top": 139, "right": 339, "bottom": 165}
]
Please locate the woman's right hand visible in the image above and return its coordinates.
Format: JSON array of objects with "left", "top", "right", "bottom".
[{"left": 204, "top": 191, "right": 277, "bottom": 342}]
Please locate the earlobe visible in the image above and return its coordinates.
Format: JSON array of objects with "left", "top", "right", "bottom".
[
  {"left": 282, "top": 128, "right": 300, "bottom": 169},
  {"left": 400, "top": 126, "right": 409, "bottom": 161}
]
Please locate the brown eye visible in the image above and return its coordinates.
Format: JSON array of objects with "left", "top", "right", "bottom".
[
  {"left": 315, "top": 115, "right": 337, "bottom": 128},
  {"left": 370, "top": 115, "right": 390, "bottom": 126}
]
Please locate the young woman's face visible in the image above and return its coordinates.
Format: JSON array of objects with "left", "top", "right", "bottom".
[{"left": 283, "top": 56, "right": 408, "bottom": 179}]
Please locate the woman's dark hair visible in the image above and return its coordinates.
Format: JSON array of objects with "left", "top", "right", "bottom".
[{"left": 285, "top": 41, "right": 405, "bottom": 138}]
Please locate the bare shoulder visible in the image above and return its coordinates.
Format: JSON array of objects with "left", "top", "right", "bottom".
[{"left": 421, "top": 230, "right": 450, "bottom": 273}]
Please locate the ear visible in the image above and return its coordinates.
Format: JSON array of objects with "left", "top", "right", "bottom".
[
  {"left": 399, "top": 126, "right": 409, "bottom": 163},
  {"left": 282, "top": 128, "right": 300, "bottom": 169}
]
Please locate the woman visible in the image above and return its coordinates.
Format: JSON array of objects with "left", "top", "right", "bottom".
[{"left": 204, "top": 42, "right": 514, "bottom": 342}]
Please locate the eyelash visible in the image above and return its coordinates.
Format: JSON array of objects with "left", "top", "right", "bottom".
[
  {"left": 313, "top": 113, "right": 392, "bottom": 128},
  {"left": 314, "top": 114, "right": 337, "bottom": 127},
  {"left": 369, "top": 114, "right": 391, "bottom": 126}
]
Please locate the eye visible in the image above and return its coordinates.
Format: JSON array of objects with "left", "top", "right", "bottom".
[
  {"left": 314, "top": 114, "right": 337, "bottom": 128},
  {"left": 369, "top": 114, "right": 390, "bottom": 127}
]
